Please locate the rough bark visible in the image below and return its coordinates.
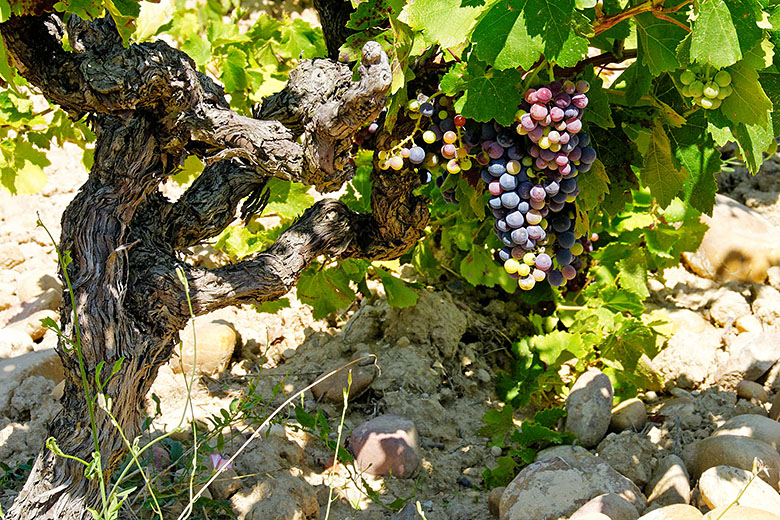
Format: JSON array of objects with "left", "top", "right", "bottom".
[{"left": 0, "top": 9, "right": 428, "bottom": 520}]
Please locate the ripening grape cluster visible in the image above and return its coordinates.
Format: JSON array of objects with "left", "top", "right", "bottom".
[
  {"left": 678, "top": 66, "right": 732, "bottom": 110},
  {"left": 361, "top": 79, "right": 599, "bottom": 291}
]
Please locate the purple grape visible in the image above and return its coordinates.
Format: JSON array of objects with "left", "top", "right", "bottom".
[
  {"left": 578, "top": 162, "right": 592, "bottom": 173},
  {"left": 481, "top": 123, "right": 497, "bottom": 140},
  {"left": 535, "top": 253, "right": 552, "bottom": 271},
  {"left": 545, "top": 181, "right": 560, "bottom": 196},
  {"left": 560, "top": 178, "right": 577, "bottom": 193},
  {"left": 491, "top": 207, "right": 507, "bottom": 219},
  {"left": 518, "top": 182, "right": 533, "bottom": 199},
  {"left": 481, "top": 169, "right": 493, "bottom": 184},
  {"left": 517, "top": 201, "right": 530, "bottom": 213},
  {"left": 540, "top": 148, "right": 556, "bottom": 162},
  {"left": 420, "top": 102, "right": 435, "bottom": 117},
  {"left": 409, "top": 146, "right": 425, "bottom": 164},
  {"left": 487, "top": 142, "right": 505, "bottom": 159},
  {"left": 554, "top": 93, "right": 571, "bottom": 109},
  {"left": 530, "top": 185, "right": 547, "bottom": 201},
  {"left": 511, "top": 246, "right": 525, "bottom": 259},
  {"left": 440, "top": 118, "right": 456, "bottom": 133},
  {"left": 548, "top": 200, "right": 565, "bottom": 212},
  {"left": 497, "top": 132, "right": 515, "bottom": 148},
  {"left": 511, "top": 228, "right": 529, "bottom": 244},
  {"left": 489, "top": 196, "right": 503, "bottom": 210},
  {"left": 552, "top": 190, "right": 568, "bottom": 203},
  {"left": 498, "top": 247, "right": 512, "bottom": 262},
  {"left": 568, "top": 147, "right": 582, "bottom": 162},
  {"left": 496, "top": 219, "right": 509, "bottom": 232},
  {"left": 488, "top": 161, "right": 506, "bottom": 177},
  {"left": 507, "top": 146, "right": 523, "bottom": 160},
  {"left": 530, "top": 199, "right": 545, "bottom": 210},
  {"left": 564, "top": 107, "right": 579, "bottom": 119},
  {"left": 562, "top": 264, "right": 577, "bottom": 280},
  {"left": 528, "top": 225, "right": 544, "bottom": 240},
  {"left": 572, "top": 93, "right": 588, "bottom": 108},
  {"left": 578, "top": 133, "right": 590, "bottom": 147}
]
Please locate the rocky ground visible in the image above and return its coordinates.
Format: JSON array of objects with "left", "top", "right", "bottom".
[{"left": 2, "top": 141, "right": 780, "bottom": 520}]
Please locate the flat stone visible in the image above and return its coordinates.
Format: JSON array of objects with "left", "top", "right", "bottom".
[
  {"left": 311, "top": 363, "right": 376, "bottom": 403},
  {"left": 0, "top": 349, "right": 64, "bottom": 413},
  {"left": 637, "top": 504, "right": 703, "bottom": 520},
  {"left": 172, "top": 320, "right": 237, "bottom": 376},
  {"left": 709, "top": 290, "right": 751, "bottom": 326},
  {"left": 736, "top": 381, "right": 769, "bottom": 402},
  {"left": 652, "top": 326, "right": 721, "bottom": 390},
  {"left": 499, "top": 455, "right": 646, "bottom": 520},
  {"left": 712, "top": 414, "right": 780, "bottom": 453},
  {"left": 569, "top": 493, "right": 639, "bottom": 520},
  {"left": 15, "top": 270, "right": 60, "bottom": 303},
  {"left": 611, "top": 398, "right": 648, "bottom": 432},
  {"left": 702, "top": 506, "right": 780, "bottom": 520},
  {"left": 694, "top": 435, "right": 780, "bottom": 490},
  {"left": 645, "top": 455, "right": 690, "bottom": 508},
  {"left": 565, "top": 368, "right": 614, "bottom": 448},
  {"left": 350, "top": 414, "right": 420, "bottom": 478},
  {"left": 682, "top": 194, "right": 780, "bottom": 283},
  {"left": 717, "top": 331, "right": 780, "bottom": 387},
  {"left": 699, "top": 465, "right": 780, "bottom": 513},
  {"left": 7, "top": 309, "right": 58, "bottom": 341},
  {"left": 535, "top": 444, "right": 593, "bottom": 463}
]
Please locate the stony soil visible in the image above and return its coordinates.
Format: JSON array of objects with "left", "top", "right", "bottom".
[{"left": 2, "top": 139, "right": 780, "bottom": 520}]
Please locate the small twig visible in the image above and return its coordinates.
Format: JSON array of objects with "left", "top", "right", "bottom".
[{"left": 593, "top": 0, "right": 693, "bottom": 36}]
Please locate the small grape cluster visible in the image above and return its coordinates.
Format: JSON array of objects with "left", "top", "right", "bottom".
[
  {"left": 678, "top": 66, "right": 732, "bottom": 110},
  {"left": 360, "top": 80, "right": 598, "bottom": 290}
]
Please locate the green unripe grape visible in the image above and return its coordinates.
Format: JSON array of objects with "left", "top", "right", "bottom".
[
  {"left": 714, "top": 70, "right": 732, "bottom": 87},
  {"left": 703, "top": 82, "right": 719, "bottom": 99},
  {"left": 681, "top": 84, "right": 692, "bottom": 97},
  {"left": 690, "top": 64, "right": 702, "bottom": 74},
  {"left": 699, "top": 97, "right": 715, "bottom": 109},
  {"left": 407, "top": 99, "right": 420, "bottom": 112},
  {"left": 438, "top": 110, "right": 448, "bottom": 119},
  {"left": 688, "top": 80, "right": 704, "bottom": 98},
  {"left": 460, "top": 157, "right": 472, "bottom": 170},
  {"left": 717, "top": 84, "right": 732, "bottom": 100},
  {"left": 766, "top": 140, "right": 779, "bottom": 156},
  {"left": 680, "top": 70, "right": 695, "bottom": 85},
  {"left": 422, "top": 130, "right": 436, "bottom": 144},
  {"left": 709, "top": 98, "right": 722, "bottom": 109}
]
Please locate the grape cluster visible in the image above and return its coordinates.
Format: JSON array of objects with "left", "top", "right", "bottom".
[
  {"left": 361, "top": 80, "right": 598, "bottom": 290},
  {"left": 679, "top": 66, "right": 732, "bottom": 110}
]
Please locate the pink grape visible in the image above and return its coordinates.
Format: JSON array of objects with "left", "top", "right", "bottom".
[
  {"left": 536, "top": 87, "right": 552, "bottom": 103},
  {"left": 524, "top": 89, "right": 538, "bottom": 104},
  {"left": 566, "top": 119, "right": 582, "bottom": 133},
  {"left": 530, "top": 103, "right": 548, "bottom": 120},
  {"left": 489, "top": 181, "right": 502, "bottom": 196},
  {"left": 550, "top": 107, "right": 564, "bottom": 121},
  {"left": 572, "top": 93, "right": 588, "bottom": 108}
]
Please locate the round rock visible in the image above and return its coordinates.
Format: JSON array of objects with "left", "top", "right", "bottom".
[
  {"left": 694, "top": 435, "right": 780, "bottom": 489},
  {"left": 172, "top": 320, "right": 237, "bottom": 376},
  {"left": 736, "top": 381, "right": 769, "bottom": 402},
  {"left": 645, "top": 454, "right": 690, "bottom": 508},
  {"left": 489, "top": 487, "right": 505, "bottom": 517},
  {"left": 569, "top": 493, "right": 639, "bottom": 520},
  {"left": 637, "top": 504, "right": 703, "bottom": 520},
  {"left": 565, "top": 368, "right": 614, "bottom": 448},
  {"left": 499, "top": 455, "right": 646, "bottom": 520},
  {"left": 712, "top": 414, "right": 780, "bottom": 452},
  {"left": 349, "top": 414, "right": 420, "bottom": 478},
  {"left": 699, "top": 465, "right": 780, "bottom": 513},
  {"left": 610, "top": 398, "right": 647, "bottom": 432},
  {"left": 311, "top": 364, "right": 376, "bottom": 403}
]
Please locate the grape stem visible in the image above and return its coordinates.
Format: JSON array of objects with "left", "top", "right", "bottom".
[{"left": 592, "top": 0, "right": 693, "bottom": 36}]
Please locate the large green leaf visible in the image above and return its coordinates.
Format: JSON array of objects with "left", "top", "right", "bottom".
[
  {"left": 523, "top": 0, "right": 576, "bottom": 60},
  {"left": 642, "top": 121, "right": 686, "bottom": 208},
  {"left": 636, "top": 13, "right": 687, "bottom": 75},
  {"left": 581, "top": 68, "right": 614, "bottom": 129},
  {"left": 373, "top": 266, "right": 419, "bottom": 308},
  {"left": 669, "top": 111, "right": 721, "bottom": 216},
  {"left": 398, "top": 0, "right": 483, "bottom": 48},
  {"left": 690, "top": 0, "right": 743, "bottom": 68},
  {"left": 453, "top": 58, "right": 524, "bottom": 125},
  {"left": 297, "top": 266, "right": 355, "bottom": 319},
  {"left": 720, "top": 60, "right": 773, "bottom": 127},
  {"left": 577, "top": 159, "right": 610, "bottom": 211},
  {"left": 471, "top": 0, "right": 543, "bottom": 70}
]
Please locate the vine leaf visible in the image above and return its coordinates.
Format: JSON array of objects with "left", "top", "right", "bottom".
[
  {"left": 523, "top": 0, "right": 576, "bottom": 60},
  {"left": 471, "top": 0, "right": 543, "bottom": 70},
  {"left": 670, "top": 111, "right": 720, "bottom": 216},
  {"left": 720, "top": 60, "right": 773, "bottom": 127},
  {"left": 398, "top": 0, "right": 483, "bottom": 48},
  {"left": 635, "top": 12, "right": 687, "bottom": 75},
  {"left": 297, "top": 266, "right": 355, "bottom": 319},
  {"left": 690, "top": 0, "right": 743, "bottom": 68},
  {"left": 454, "top": 58, "right": 524, "bottom": 125},
  {"left": 642, "top": 121, "right": 686, "bottom": 208},
  {"left": 577, "top": 159, "right": 610, "bottom": 211},
  {"left": 373, "top": 266, "right": 419, "bottom": 308}
]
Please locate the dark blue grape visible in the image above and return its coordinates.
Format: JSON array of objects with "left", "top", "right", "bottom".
[
  {"left": 488, "top": 161, "right": 506, "bottom": 177},
  {"left": 548, "top": 200, "right": 565, "bottom": 212},
  {"left": 545, "top": 181, "right": 560, "bottom": 196},
  {"left": 420, "top": 102, "right": 435, "bottom": 117},
  {"left": 489, "top": 196, "right": 503, "bottom": 210},
  {"left": 523, "top": 239, "right": 536, "bottom": 250},
  {"left": 518, "top": 182, "right": 533, "bottom": 199},
  {"left": 578, "top": 162, "right": 592, "bottom": 173},
  {"left": 491, "top": 207, "right": 507, "bottom": 219},
  {"left": 556, "top": 249, "right": 573, "bottom": 266},
  {"left": 527, "top": 225, "right": 543, "bottom": 240},
  {"left": 507, "top": 146, "right": 523, "bottom": 160},
  {"left": 419, "top": 170, "right": 432, "bottom": 184},
  {"left": 517, "top": 201, "right": 530, "bottom": 213},
  {"left": 481, "top": 123, "right": 497, "bottom": 140},
  {"left": 561, "top": 178, "right": 577, "bottom": 193},
  {"left": 548, "top": 269, "right": 564, "bottom": 287},
  {"left": 501, "top": 232, "right": 514, "bottom": 246},
  {"left": 496, "top": 132, "right": 514, "bottom": 148},
  {"left": 498, "top": 247, "right": 512, "bottom": 262},
  {"left": 559, "top": 231, "right": 576, "bottom": 249},
  {"left": 578, "top": 133, "right": 590, "bottom": 148},
  {"left": 496, "top": 219, "right": 509, "bottom": 232},
  {"left": 552, "top": 215, "right": 571, "bottom": 233},
  {"left": 481, "top": 170, "right": 493, "bottom": 184},
  {"left": 440, "top": 118, "right": 456, "bottom": 133}
]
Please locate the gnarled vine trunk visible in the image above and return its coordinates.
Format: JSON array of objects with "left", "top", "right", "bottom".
[{"left": 0, "top": 5, "right": 428, "bottom": 519}]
